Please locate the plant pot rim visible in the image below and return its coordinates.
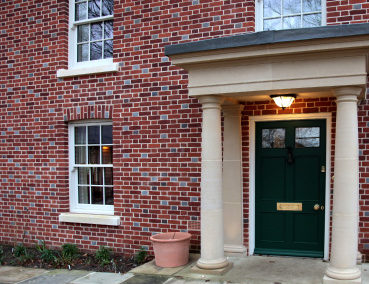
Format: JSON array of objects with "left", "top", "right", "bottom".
[{"left": 150, "top": 232, "right": 192, "bottom": 243}]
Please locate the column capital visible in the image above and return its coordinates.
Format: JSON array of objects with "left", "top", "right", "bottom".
[
  {"left": 222, "top": 104, "right": 244, "bottom": 116},
  {"left": 333, "top": 87, "right": 363, "bottom": 99},
  {"left": 198, "top": 95, "right": 224, "bottom": 109}
]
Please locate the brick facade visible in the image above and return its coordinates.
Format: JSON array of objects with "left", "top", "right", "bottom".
[{"left": 1, "top": 0, "right": 369, "bottom": 258}]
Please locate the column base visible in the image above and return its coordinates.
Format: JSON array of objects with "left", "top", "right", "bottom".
[
  {"left": 197, "top": 257, "right": 228, "bottom": 270},
  {"left": 325, "top": 266, "right": 361, "bottom": 281},
  {"left": 224, "top": 244, "right": 247, "bottom": 255},
  {"left": 323, "top": 275, "right": 361, "bottom": 284}
]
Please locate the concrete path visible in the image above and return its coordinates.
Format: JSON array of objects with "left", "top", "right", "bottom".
[{"left": 1, "top": 256, "right": 369, "bottom": 284}]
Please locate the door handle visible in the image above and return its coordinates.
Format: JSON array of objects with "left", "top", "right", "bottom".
[
  {"left": 313, "top": 204, "right": 320, "bottom": 211},
  {"left": 287, "top": 146, "right": 294, "bottom": 164}
]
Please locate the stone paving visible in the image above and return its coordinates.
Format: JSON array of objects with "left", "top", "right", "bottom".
[{"left": 1, "top": 256, "right": 369, "bottom": 284}]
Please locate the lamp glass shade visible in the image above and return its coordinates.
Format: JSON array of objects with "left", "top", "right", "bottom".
[{"left": 271, "top": 94, "right": 296, "bottom": 109}]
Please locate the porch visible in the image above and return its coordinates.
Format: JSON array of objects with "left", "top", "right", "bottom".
[
  {"left": 165, "top": 23, "right": 369, "bottom": 283},
  {"left": 130, "top": 254, "right": 368, "bottom": 284}
]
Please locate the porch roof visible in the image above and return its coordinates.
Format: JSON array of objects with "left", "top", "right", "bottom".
[{"left": 165, "top": 23, "right": 369, "bottom": 56}]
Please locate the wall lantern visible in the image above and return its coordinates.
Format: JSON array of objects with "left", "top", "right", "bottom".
[{"left": 270, "top": 94, "right": 297, "bottom": 110}]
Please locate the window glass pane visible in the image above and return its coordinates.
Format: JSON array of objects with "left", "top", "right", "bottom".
[
  {"left": 102, "top": 125, "right": 112, "bottom": 144},
  {"left": 90, "top": 41, "right": 103, "bottom": 60},
  {"left": 78, "top": 186, "right": 90, "bottom": 204},
  {"left": 104, "top": 167, "right": 113, "bottom": 185},
  {"left": 91, "top": 167, "right": 103, "bottom": 185},
  {"left": 88, "top": 126, "right": 100, "bottom": 144},
  {"left": 77, "top": 25, "right": 89, "bottom": 43},
  {"left": 104, "top": 21, "right": 113, "bottom": 39},
  {"left": 75, "top": 2, "right": 87, "bottom": 21},
  {"left": 264, "top": 18, "right": 282, "bottom": 30},
  {"left": 296, "top": 138, "right": 320, "bottom": 148},
  {"left": 88, "top": 0, "right": 101, "bottom": 19},
  {"left": 75, "top": 146, "right": 86, "bottom": 164},
  {"left": 303, "top": 13, "right": 321, "bottom": 27},
  {"left": 104, "top": 40, "right": 113, "bottom": 59},
  {"left": 78, "top": 167, "right": 89, "bottom": 184},
  {"left": 77, "top": 43, "right": 89, "bottom": 62},
  {"left": 102, "top": 146, "right": 112, "bottom": 164},
  {"left": 88, "top": 146, "right": 100, "bottom": 164},
  {"left": 264, "top": 0, "right": 281, "bottom": 17},
  {"left": 102, "top": 0, "right": 113, "bottom": 16},
  {"left": 303, "top": 0, "right": 321, "bottom": 12},
  {"left": 91, "top": 22, "right": 103, "bottom": 40},
  {"left": 91, "top": 186, "right": 103, "bottom": 204},
  {"left": 105, "top": 187, "right": 113, "bottom": 205},
  {"left": 296, "top": 127, "right": 320, "bottom": 138},
  {"left": 262, "top": 128, "right": 285, "bottom": 148},
  {"left": 295, "top": 127, "right": 320, "bottom": 148},
  {"left": 283, "top": 16, "right": 301, "bottom": 29},
  {"left": 75, "top": 126, "right": 86, "bottom": 144},
  {"left": 283, "top": 0, "right": 301, "bottom": 15}
]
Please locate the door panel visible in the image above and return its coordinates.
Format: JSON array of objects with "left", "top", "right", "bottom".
[
  {"left": 255, "top": 120, "right": 326, "bottom": 257},
  {"left": 294, "top": 156, "right": 320, "bottom": 200},
  {"left": 260, "top": 157, "right": 286, "bottom": 199}
]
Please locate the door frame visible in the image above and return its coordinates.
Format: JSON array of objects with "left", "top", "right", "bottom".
[{"left": 249, "top": 113, "right": 332, "bottom": 260}]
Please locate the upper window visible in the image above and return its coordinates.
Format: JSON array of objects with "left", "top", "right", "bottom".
[
  {"left": 69, "top": 121, "right": 113, "bottom": 214},
  {"left": 255, "top": 0, "right": 326, "bottom": 31},
  {"left": 69, "top": 0, "right": 114, "bottom": 68}
]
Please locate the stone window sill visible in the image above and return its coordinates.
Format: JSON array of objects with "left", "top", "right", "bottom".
[
  {"left": 56, "top": 63, "right": 119, "bottom": 78},
  {"left": 59, "top": 213, "right": 120, "bottom": 226}
]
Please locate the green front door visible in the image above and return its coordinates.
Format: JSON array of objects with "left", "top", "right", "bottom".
[{"left": 255, "top": 119, "right": 326, "bottom": 257}]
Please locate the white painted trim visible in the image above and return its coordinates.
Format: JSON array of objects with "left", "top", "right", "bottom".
[
  {"left": 57, "top": 62, "right": 119, "bottom": 78},
  {"left": 59, "top": 213, "right": 120, "bottom": 226},
  {"left": 68, "top": 120, "right": 114, "bottom": 215},
  {"left": 64, "top": 0, "right": 116, "bottom": 74},
  {"left": 248, "top": 112, "right": 332, "bottom": 260},
  {"left": 254, "top": 0, "right": 327, "bottom": 32},
  {"left": 255, "top": 0, "right": 263, "bottom": 33}
]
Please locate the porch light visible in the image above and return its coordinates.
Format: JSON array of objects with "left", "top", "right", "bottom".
[{"left": 270, "top": 94, "right": 296, "bottom": 110}]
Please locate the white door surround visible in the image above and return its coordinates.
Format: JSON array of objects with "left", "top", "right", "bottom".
[{"left": 248, "top": 113, "right": 332, "bottom": 260}]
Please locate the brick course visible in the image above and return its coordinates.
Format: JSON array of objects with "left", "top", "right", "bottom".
[{"left": 1, "top": 0, "right": 369, "bottom": 258}]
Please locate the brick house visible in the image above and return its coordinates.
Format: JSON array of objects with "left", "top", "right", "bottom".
[{"left": 1, "top": 0, "right": 369, "bottom": 283}]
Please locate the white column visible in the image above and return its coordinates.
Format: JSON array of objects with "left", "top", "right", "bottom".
[
  {"left": 324, "top": 87, "right": 363, "bottom": 283},
  {"left": 222, "top": 104, "right": 246, "bottom": 254},
  {"left": 197, "top": 95, "right": 229, "bottom": 269}
]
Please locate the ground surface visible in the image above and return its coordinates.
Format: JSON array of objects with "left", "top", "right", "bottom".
[{"left": 1, "top": 254, "right": 369, "bottom": 283}]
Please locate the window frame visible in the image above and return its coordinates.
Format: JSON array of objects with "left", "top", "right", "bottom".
[
  {"left": 68, "top": 120, "right": 114, "bottom": 215},
  {"left": 68, "top": 0, "right": 114, "bottom": 70},
  {"left": 255, "top": 0, "right": 326, "bottom": 32}
]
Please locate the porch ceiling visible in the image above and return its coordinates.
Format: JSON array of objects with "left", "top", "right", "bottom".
[{"left": 165, "top": 24, "right": 369, "bottom": 101}]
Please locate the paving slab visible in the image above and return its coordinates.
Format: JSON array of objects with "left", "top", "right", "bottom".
[
  {"left": 71, "top": 272, "right": 134, "bottom": 284},
  {"left": 121, "top": 274, "right": 171, "bottom": 284},
  {"left": 130, "top": 254, "right": 200, "bottom": 276},
  {"left": 164, "top": 279, "right": 225, "bottom": 284},
  {"left": 19, "top": 269, "right": 89, "bottom": 284},
  {"left": 0, "top": 266, "right": 47, "bottom": 284},
  {"left": 173, "top": 255, "right": 327, "bottom": 284},
  {"left": 362, "top": 263, "right": 369, "bottom": 284}
]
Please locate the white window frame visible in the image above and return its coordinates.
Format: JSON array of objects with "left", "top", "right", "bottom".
[
  {"left": 68, "top": 120, "right": 114, "bottom": 215},
  {"left": 57, "top": 0, "right": 118, "bottom": 77},
  {"left": 255, "top": 0, "right": 327, "bottom": 32}
]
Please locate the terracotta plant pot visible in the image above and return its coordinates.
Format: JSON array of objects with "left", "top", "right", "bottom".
[{"left": 150, "top": 232, "right": 192, "bottom": 268}]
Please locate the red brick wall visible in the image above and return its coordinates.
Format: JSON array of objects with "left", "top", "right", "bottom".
[
  {"left": 358, "top": 80, "right": 369, "bottom": 259},
  {"left": 0, "top": 0, "right": 369, "bottom": 257},
  {"left": 327, "top": 0, "right": 369, "bottom": 24}
]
